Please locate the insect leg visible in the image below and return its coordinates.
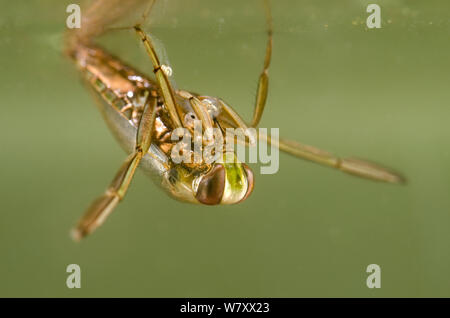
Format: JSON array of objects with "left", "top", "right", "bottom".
[
  {"left": 218, "top": 99, "right": 256, "bottom": 145},
  {"left": 250, "top": 0, "right": 273, "bottom": 128},
  {"left": 258, "top": 132, "right": 405, "bottom": 184},
  {"left": 72, "top": 95, "right": 158, "bottom": 241},
  {"left": 215, "top": 0, "right": 272, "bottom": 142},
  {"left": 134, "top": 25, "right": 184, "bottom": 128}
]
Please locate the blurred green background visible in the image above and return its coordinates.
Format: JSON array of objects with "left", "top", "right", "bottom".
[{"left": 1, "top": 0, "right": 449, "bottom": 297}]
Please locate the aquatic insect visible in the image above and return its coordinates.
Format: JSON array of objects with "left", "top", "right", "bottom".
[{"left": 65, "top": 0, "right": 404, "bottom": 240}]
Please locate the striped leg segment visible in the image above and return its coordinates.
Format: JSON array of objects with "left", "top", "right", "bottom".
[
  {"left": 134, "top": 25, "right": 184, "bottom": 128},
  {"left": 259, "top": 133, "right": 405, "bottom": 184},
  {"left": 250, "top": 0, "right": 273, "bottom": 128},
  {"left": 72, "top": 96, "right": 158, "bottom": 241}
]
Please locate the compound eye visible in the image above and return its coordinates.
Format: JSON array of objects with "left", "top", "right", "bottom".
[
  {"left": 195, "top": 164, "right": 225, "bottom": 205},
  {"left": 239, "top": 163, "right": 254, "bottom": 203}
]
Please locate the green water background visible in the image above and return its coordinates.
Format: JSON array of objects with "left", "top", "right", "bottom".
[{"left": 0, "top": 0, "right": 449, "bottom": 297}]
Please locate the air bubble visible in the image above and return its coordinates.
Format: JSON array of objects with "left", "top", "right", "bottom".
[{"left": 161, "top": 65, "right": 173, "bottom": 77}]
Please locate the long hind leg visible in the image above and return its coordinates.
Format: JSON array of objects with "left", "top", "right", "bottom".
[
  {"left": 72, "top": 95, "right": 158, "bottom": 241},
  {"left": 258, "top": 133, "right": 405, "bottom": 184}
]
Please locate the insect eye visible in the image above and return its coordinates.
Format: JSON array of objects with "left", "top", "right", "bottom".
[
  {"left": 239, "top": 163, "right": 254, "bottom": 203},
  {"left": 195, "top": 164, "right": 225, "bottom": 205}
]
